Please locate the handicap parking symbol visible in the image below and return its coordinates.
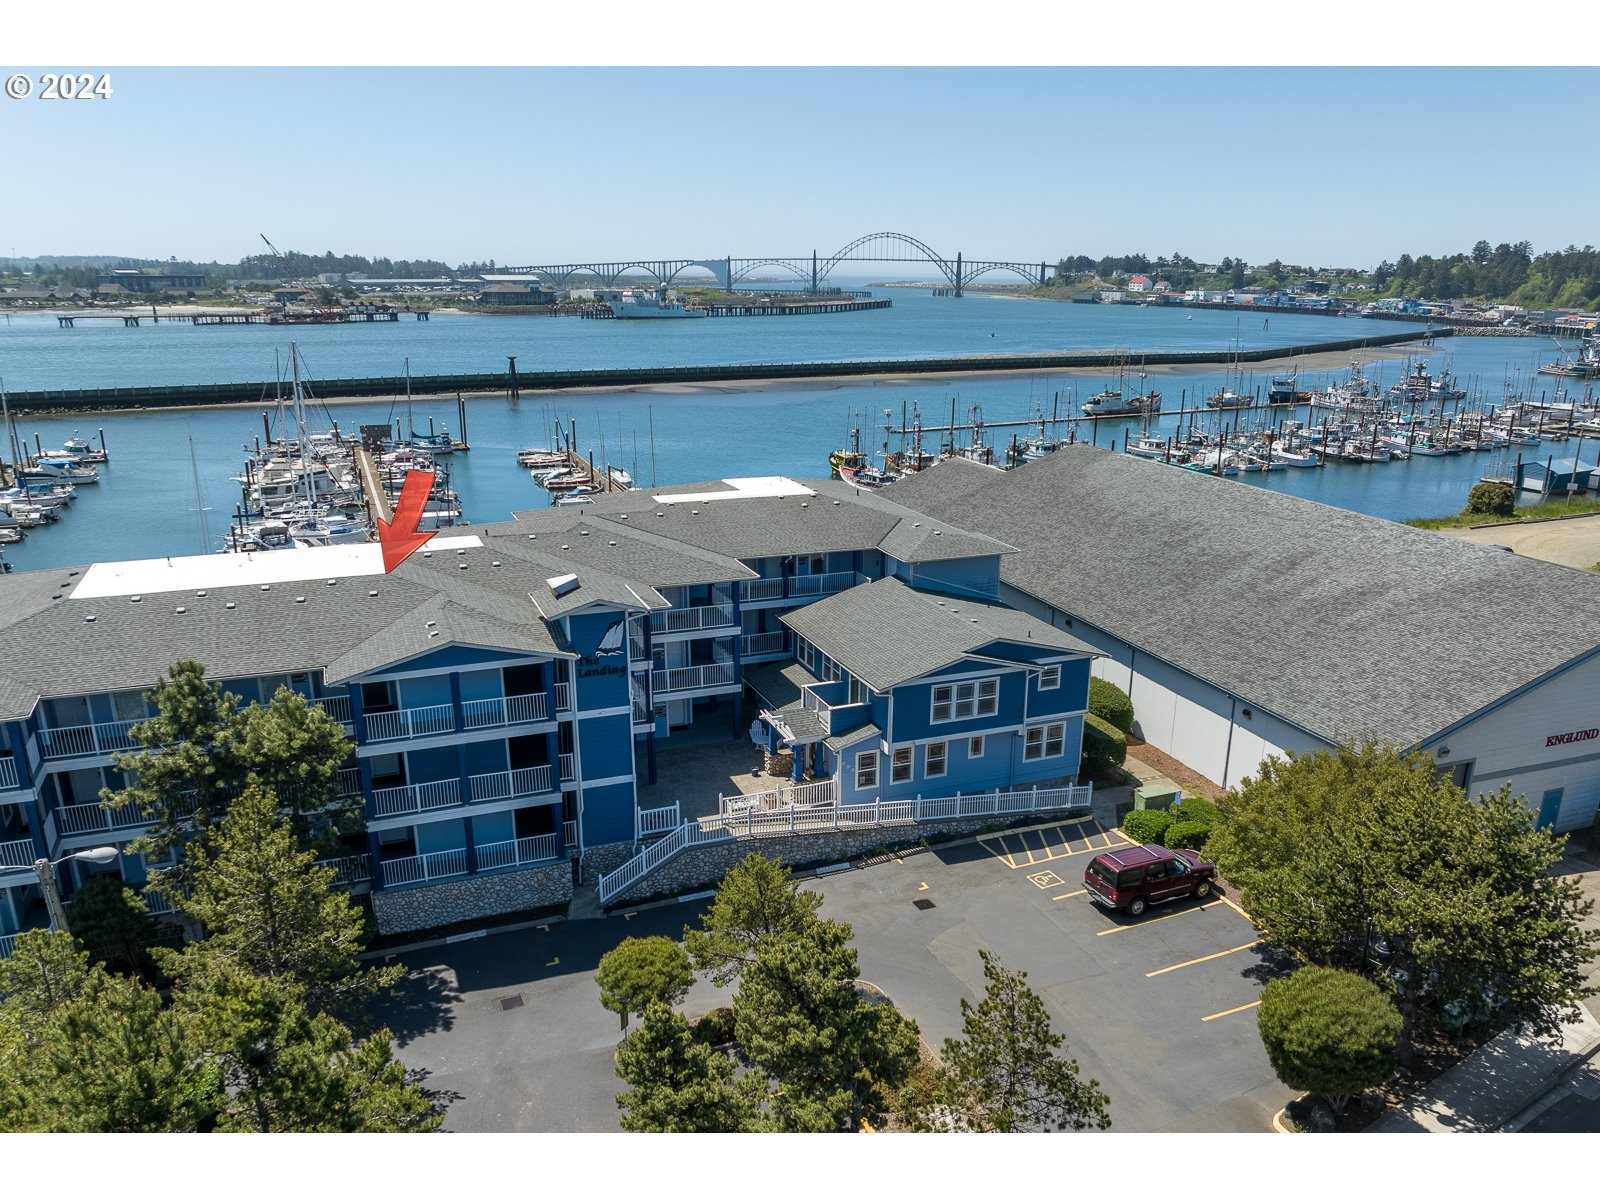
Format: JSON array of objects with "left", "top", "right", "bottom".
[{"left": 1027, "top": 870, "right": 1064, "bottom": 889}]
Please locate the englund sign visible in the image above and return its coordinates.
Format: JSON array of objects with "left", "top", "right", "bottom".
[{"left": 1546, "top": 728, "right": 1600, "bottom": 748}]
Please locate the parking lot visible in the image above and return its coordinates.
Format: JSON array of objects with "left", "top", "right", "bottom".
[
  {"left": 810, "top": 816, "right": 1296, "bottom": 1131},
  {"left": 372, "top": 816, "right": 1294, "bottom": 1132}
]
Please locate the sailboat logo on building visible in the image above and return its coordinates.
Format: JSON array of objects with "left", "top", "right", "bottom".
[{"left": 592, "top": 618, "right": 626, "bottom": 657}]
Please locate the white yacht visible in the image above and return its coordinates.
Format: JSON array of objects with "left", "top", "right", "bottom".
[{"left": 609, "top": 287, "right": 707, "bottom": 319}]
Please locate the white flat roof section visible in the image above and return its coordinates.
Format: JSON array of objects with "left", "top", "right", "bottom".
[
  {"left": 72, "top": 536, "right": 484, "bottom": 599},
  {"left": 652, "top": 477, "right": 815, "bottom": 505}
]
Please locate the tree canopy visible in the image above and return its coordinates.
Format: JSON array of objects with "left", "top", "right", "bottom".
[
  {"left": 1209, "top": 741, "right": 1600, "bottom": 1062},
  {"left": 596, "top": 936, "right": 694, "bottom": 1027},
  {"left": 683, "top": 852, "right": 824, "bottom": 987},
  {"left": 1256, "top": 966, "right": 1401, "bottom": 1112},
  {"left": 614, "top": 1002, "right": 758, "bottom": 1132}
]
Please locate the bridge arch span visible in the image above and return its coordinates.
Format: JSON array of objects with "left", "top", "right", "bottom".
[
  {"left": 729, "top": 259, "right": 814, "bottom": 286},
  {"left": 818, "top": 232, "right": 957, "bottom": 287},
  {"left": 960, "top": 262, "right": 1044, "bottom": 287}
]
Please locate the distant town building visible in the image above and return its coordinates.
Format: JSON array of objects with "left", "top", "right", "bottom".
[
  {"left": 272, "top": 286, "right": 314, "bottom": 304},
  {"left": 94, "top": 270, "right": 205, "bottom": 294},
  {"left": 1126, "top": 275, "right": 1153, "bottom": 293},
  {"left": 475, "top": 282, "right": 558, "bottom": 307}
]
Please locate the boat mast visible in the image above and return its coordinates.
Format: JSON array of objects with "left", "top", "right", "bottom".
[
  {"left": 290, "top": 342, "right": 313, "bottom": 516},
  {"left": 189, "top": 435, "right": 209, "bottom": 553},
  {"left": 0, "top": 376, "right": 18, "bottom": 480},
  {"left": 405, "top": 356, "right": 413, "bottom": 438}
]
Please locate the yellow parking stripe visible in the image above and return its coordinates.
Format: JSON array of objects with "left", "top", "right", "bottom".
[
  {"left": 1146, "top": 940, "right": 1262, "bottom": 978},
  {"left": 1096, "top": 899, "right": 1223, "bottom": 935},
  {"left": 1201, "top": 1000, "right": 1262, "bottom": 1022},
  {"left": 1052, "top": 888, "right": 1087, "bottom": 901},
  {"left": 1219, "top": 894, "right": 1255, "bottom": 924}
]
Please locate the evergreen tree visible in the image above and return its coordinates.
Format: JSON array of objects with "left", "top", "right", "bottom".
[
  {"left": 614, "top": 1001, "right": 756, "bottom": 1132},
  {"left": 1209, "top": 741, "right": 1600, "bottom": 1064},
  {"left": 596, "top": 936, "right": 693, "bottom": 1028},
  {"left": 65, "top": 875, "right": 161, "bottom": 978},
  {"left": 1, "top": 970, "right": 221, "bottom": 1132},
  {"left": 912, "top": 950, "right": 1110, "bottom": 1132},
  {"left": 683, "top": 852, "right": 824, "bottom": 986},
  {"left": 1256, "top": 966, "right": 1400, "bottom": 1112},
  {"left": 733, "top": 917, "right": 920, "bottom": 1132},
  {"left": 0, "top": 929, "right": 93, "bottom": 1039},
  {"left": 157, "top": 784, "right": 400, "bottom": 1020},
  {"left": 176, "top": 961, "right": 440, "bottom": 1132}
]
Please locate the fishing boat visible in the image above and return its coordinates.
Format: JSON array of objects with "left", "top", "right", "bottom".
[
  {"left": 1204, "top": 387, "right": 1250, "bottom": 410},
  {"left": 1537, "top": 340, "right": 1600, "bottom": 379},
  {"left": 838, "top": 463, "right": 897, "bottom": 490},
  {"left": 1124, "top": 435, "right": 1175, "bottom": 461},
  {"left": 609, "top": 287, "right": 707, "bottom": 319},
  {"left": 20, "top": 459, "right": 98, "bottom": 484}
]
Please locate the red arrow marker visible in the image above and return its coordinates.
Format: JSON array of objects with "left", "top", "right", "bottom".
[{"left": 377, "top": 469, "right": 438, "bottom": 572}]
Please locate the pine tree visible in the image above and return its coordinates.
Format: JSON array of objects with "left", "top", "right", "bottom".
[
  {"left": 614, "top": 1001, "right": 755, "bottom": 1132},
  {"left": 596, "top": 936, "right": 693, "bottom": 1028},
  {"left": 175, "top": 961, "right": 441, "bottom": 1132},
  {"left": 65, "top": 875, "right": 160, "bottom": 978},
  {"left": 914, "top": 950, "right": 1110, "bottom": 1131},
  {"left": 733, "top": 917, "right": 920, "bottom": 1132},
  {"left": 1, "top": 970, "right": 221, "bottom": 1132},
  {"left": 683, "top": 852, "right": 824, "bottom": 987},
  {"left": 0, "top": 929, "right": 93, "bottom": 1038},
  {"left": 157, "top": 783, "right": 400, "bottom": 1020}
]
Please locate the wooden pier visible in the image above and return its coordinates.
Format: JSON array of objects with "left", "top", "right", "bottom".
[{"left": 698, "top": 297, "right": 892, "bottom": 317}]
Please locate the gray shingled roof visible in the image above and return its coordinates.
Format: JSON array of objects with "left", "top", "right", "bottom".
[
  {"left": 512, "top": 477, "right": 1015, "bottom": 564},
  {"left": 889, "top": 444, "right": 1600, "bottom": 746},
  {"left": 781, "top": 576, "right": 1094, "bottom": 693},
  {"left": 744, "top": 661, "right": 818, "bottom": 711},
  {"left": 824, "top": 721, "right": 882, "bottom": 753}
]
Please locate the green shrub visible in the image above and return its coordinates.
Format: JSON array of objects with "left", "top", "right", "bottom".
[
  {"left": 1171, "top": 795, "right": 1220, "bottom": 827},
  {"left": 1122, "top": 808, "right": 1173, "bottom": 845},
  {"left": 1257, "top": 966, "right": 1400, "bottom": 1112},
  {"left": 1082, "top": 714, "right": 1127, "bottom": 771},
  {"left": 1088, "top": 678, "right": 1135, "bottom": 734},
  {"left": 1164, "top": 820, "right": 1210, "bottom": 851},
  {"left": 1464, "top": 481, "right": 1515, "bottom": 517},
  {"left": 691, "top": 1006, "right": 737, "bottom": 1046}
]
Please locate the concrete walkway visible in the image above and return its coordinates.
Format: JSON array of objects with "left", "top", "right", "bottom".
[
  {"left": 1369, "top": 1008, "right": 1600, "bottom": 1132},
  {"left": 1439, "top": 511, "right": 1600, "bottom": 570}
]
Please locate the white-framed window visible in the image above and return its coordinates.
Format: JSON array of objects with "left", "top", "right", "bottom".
[
  {"left": 109, "top": 689, "right": 148, "bottom": 722},
  {"left": 850, "top": 678, "right": 867, "bottom": 706},
  {"left": 1039, "top": 665, "right": 1061, "bottom": 690},
  {"left": 855, "top": 750, "right": 878, "bottom": 790},
  {"left": 925, "top": 741, "right": 947, "bottom": 778},
  {"left": 969, "top": 735, "right": 985, "bottom": 758},
  {"left": 931, "top": 678, "right": 1000, "bottom": 724},
  {"left": 1024, "top": 722, "right": 1068, "bottom": 761},
  {"left": 891, "top": 747, "right": 913, "bottom": 783}
]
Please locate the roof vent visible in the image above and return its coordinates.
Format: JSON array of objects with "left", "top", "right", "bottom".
[
  {"left": 425, "top": 620, "right": 438, "bottom": 628},
  {"left": 130, "top": 595, "right": 142, "bottom": 603},
  {"left": 833, "top": 499, "right": 841, "bottom": 505},
  {"left": 913, "top": 522, "right": 921, "bottom": 528},
  {"left": 261, "top": 584, "right": 270, "bottom": 591},
  {"left": 618, "top": 514, "right": 628, "bottom": 520},
  {"left": 580, "top": 529, "right": 590, "bottom": 537},
  {"left": 800, "top": 502, "right": 808, "bottom": 508},
  {"left": 608, "top": 540, "right": 617, "bottom": 547},
  {"left": 327, "top": 579, "right": 337, "bottom": 586},
  {"left": 934, "top": 530, "right": 942, "bottom": 536},
  {"left": 457, "top": 548, "right": 466, "bottom": 555},
  {"left": 226, "top": 602, "right": 237, "bottom": 610},
  {"left": 492, "top": 560, "right": 502, "bottom": 567},
  {"left": 68, "top": 570, "right": 78, "bottom": 577},
  {"left": 560, "top": 544, "right": 569, "bottom": 551},
  {"left": 175, "top": 606, "right": 187, "bottom": 614},
  {"left": 84, "top": 614, "right": 97, "bottom": 622},
  {"left": 196, "top": 591, "right": 207, "bottom": 598},
  {"left": 527, "top": 534, "right": 537, "bottom": 540},
  {"left": 422, "top": 550, "right": 432, "bottom": 558},
  {"left": 428, "top": 630, "right": 440, "bottom": 639},
  {"left": 547, "top": 573, "right": 580, "bottom": 598},
  {"left": 51, "top": 594, "right": 62, "bottom": 600},
  {"left": 294, "top": 596, "right": 306, "bottom": 604},
  {"left": 458, "top": 563, "right": 469, "bottom": 570},
  {"left": 368, "top": 590, "right": 378, "bottom": 597}
]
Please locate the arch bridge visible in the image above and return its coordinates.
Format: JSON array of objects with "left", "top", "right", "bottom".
[{"left": 502, "top": 233, "right": 1055, "bottom": 296}]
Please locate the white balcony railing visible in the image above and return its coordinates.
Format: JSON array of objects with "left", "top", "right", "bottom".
[
  {"left": 563, "top": 819, "right": 578, "bottom": 849},
  {"left": 468, "top": 765, "right": 554, "bottom": 803},
  {"left": 312, "top": 695, "right": 353, "bottom": 727},
  {"left": 56, "top": 800, "right": 152, "bottom": 836},
  {"left": 371, "top": 778, "right": 461, "bottom": 818},
  {"left": 559, "top": 753, "right": 575, "bottom": 782},
  {"left": 382, "top": 848, "right": 469, "bottom": 887},
  {"left": 0, "top": 757, "right": 18, "bottom": 790},
  {"left": 363, "top": 703, "right": 456, "bottom": 744},
  {"left": 740, "top": 577, "right": 786, "bottom": 602},
  {"left": 741, "top": 632, "right": 788, "bottom": 659},
  {"left": 476, "top": 834, "right": 559, "bottom": 871},
  {"left": 0, "top": 837, "right": 35, "bottom": 869},
  {"left": 651, "top": 662, "right": 738, "bottom": 696},
  {"left": 648, "top": 603, "right": 735, "bottom": 635},
  {"left": 0, "top": 933, "right": 17, "bottom": 961},
  {"left": 314, "top": 853, "right": 372, "bottom": 888},
  {"left": 786, "top": 571, "right": 862, "bottom": 598},
  {"left": 462, "top": 692, "right": 549, "bottom": 732},
  {"left": 638, "top": 803, "right": 680, "bottom": 838},
  {"left": 555, "top": 683, "right": 573, "bottom": 714},
  {"left": 39, "top": 719, "right": 139, "bottom": 761}
]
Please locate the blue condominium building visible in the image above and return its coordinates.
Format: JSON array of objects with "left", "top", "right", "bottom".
[{"left": 0, "top": 475, "right": 1095, "bottom": 947}]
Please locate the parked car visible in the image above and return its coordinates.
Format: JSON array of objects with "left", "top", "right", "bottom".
[{"left": 1084, "top": 844, "right": 1216, "bottom": 916}]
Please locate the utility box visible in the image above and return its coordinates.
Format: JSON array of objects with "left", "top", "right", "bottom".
[{"left": 1133, "top": 783, "right": 1182, "bottom": 812}]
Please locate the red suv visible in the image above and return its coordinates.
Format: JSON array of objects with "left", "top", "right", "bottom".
[{"left": 1084, "top": 845, "right": 1216, "bottom": 916}]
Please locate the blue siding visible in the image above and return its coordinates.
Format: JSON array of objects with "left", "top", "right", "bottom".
[
  {"left": 472, "top": 810, "right": 515, "bottom": 844},
  {"left": 398, "top": 675, "right": 452, "bottom": 709},
  {"left": 378, "top": 645, "right": 542, "bottom": 674},
  {"left": 895, "top": 555, "right": 1001, "bottom": 598},
  {"left": 458, "top": 668, "right": 502, "bottom": 703},
  {"left": 890, "top": 670, "right": 1026, "bottom": 745},
  {"left": 416, "top": 820, "right": 466, "bottom": 854},
  {"left": 407, "top": 746, "right": 457, "bottom": 784},
  {"left": 464, "top": 740, "right": 509, "bottom": 774},
  {"left": 1026, "top": 657, "right": 1091, "bottom": 718},
  {"left": 580, "top": 779, "right": 635, "bottom": 846}
]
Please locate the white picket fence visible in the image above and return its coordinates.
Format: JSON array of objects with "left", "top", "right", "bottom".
[{"left": 597, "top": 783, "right": 1092, "bottom": 906}]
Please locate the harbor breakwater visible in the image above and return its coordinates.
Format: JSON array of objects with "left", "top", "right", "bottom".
[{"left": 2, "top": 327, "right": 1445, "bottom": 415}]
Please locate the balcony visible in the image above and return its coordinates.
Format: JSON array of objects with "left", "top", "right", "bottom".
[
  {"left": 741, "top": 631, "right": 789, "bottom": 661},
  {"left": 651, "top": 661, "right": 738, "bottom": 696},
  {"left": 555, "top": 683, "right": 573, "bottom": 714},
  {"left": 315, "top": 853, "right": 372, "bottom": 888},
  {"left": 312, "top": 695, "right": 353, "bottom": 727},
  {"left": 559, "top": 752, "right": 575, "bottom": 783},
  {"left": 468, "top": 765, "right": 555, "bottom": 803},
  {"left": 462, "top": 692, "right": 548, "bottom": 732},
  {"left": 371, "top": 778, "right": 461, "bottom": 818},
  {"left": 364, "top": 703, "right": 456, "bottom": 744},
  {"left": 564, "top": 819, "right": 578, "bottom": 848},
  {"left": 56, "top": 800, "right": 153, "bottom": 837},
  {"left": 649, "top": 603, "right": 736, "bottom": 636},
  {"left": 740, "top": 578, "right": 786, "bottom": 602},
  {"left": 787, "top": 571, "right": 864, "bottom": 598},
  {"left": 0, "top": 837, "right": 35, "bottom": 869},
  {"left": 382, "top": 847, "right": 469, "bottom": 887},
  {"left": 39, "top": 719, "right": 139, "bottom": 761},
  {"left": 0, "top": 757, "right": 18, "bottom": 790},
  {"left": 476, "top": 834, "right": 559, "bottom": 871}
]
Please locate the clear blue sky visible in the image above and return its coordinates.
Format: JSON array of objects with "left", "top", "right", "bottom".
[{"left": 4, "top": 66, "right": 1597, "bottom": 270}]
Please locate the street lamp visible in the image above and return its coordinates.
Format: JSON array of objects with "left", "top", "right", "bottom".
[{"left": 0, "top": 846, "right": 119, "bottom": 932}]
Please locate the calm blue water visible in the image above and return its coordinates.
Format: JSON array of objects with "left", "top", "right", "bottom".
[{"left": 0, "top": 289, "right": 1590, "bottom": 574}]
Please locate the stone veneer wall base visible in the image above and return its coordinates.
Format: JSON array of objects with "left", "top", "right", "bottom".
[{"left": 371, "top": 862, "right": 574, "bottom": 936}]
